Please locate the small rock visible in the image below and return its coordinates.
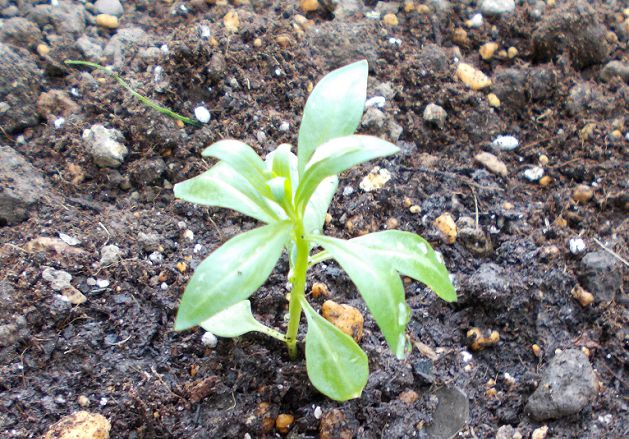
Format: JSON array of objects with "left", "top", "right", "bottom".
[
  {"left": 0, "top": 146, "right": 47, "bottom": 225},
  {"left": 434, "top": 213, "right": 457, "bottom": 244},
  {"left": 321, "top": 300, "right": 364, "bottom": 342},
  {"left": 78, "top": 395, "right": 90, "bottom": 408},
  {"left": 423, "top": 103, "right": 447, "bottom": 128},
  {"left": 319, "top": 409, "right": 351, "bottom": 439},
  {"left": 103, "top": 27, "right": 147, "bottom": 67},
  {"left": 43, "top": 411, "right": 110, "bottom": 439},
  {"left": 0, "top": 17, "right": 43, "bottom": 48},
  {"left": 572, "top": 184, "right": 593, "bottom": 203},
  {"left": 76, "top": 35, "right": 103, "bottom": 60},
  {"left": 579, "top": 251, "right": 622, "bottom": 303},
  {"left": 383, "top": 13, "right": 398, "bottom": 26},
  {"left": 59, "top": 233, "right": 81, "bottom": 246},
  {"left": 600, "top": 60, "right": 629, "bottom": 83},
  {"left": 365, "top": 96, "right": 386, "bottom": 108},
  {"left": 275, "top": 414, "right": 294, "bottom": 434},
  {"left": 531, "top": 426, "right": 549, "bottom": 439},
  {"left": 525, "top": 349, "right": 597, "bottom": 420},
  {"left": 100, "top": 244, "right": 121, "bottom": 266},
  {"left": 94, "top": 0, "right": 123, "bottom": 17},
  {"left": 300, "top": 0, "right": 320, "bottom": 13},
  {"left": 37, "top": 90, "right": 79, "bottom": 119},
  {"left": 137, "top": 232, "right": 161, "bottom": 253},
  {"left": 359, "top": 166, "right": 391, "bottom": 192},
  {"left": 456, "top": 63, "right": 492, "bottom": 90},
  {"left": 83, "top": 124, "right": 128, "bottom": 168},
  {"left": 480, "top": 0, "right": 515, "bottom": 16},
  {"left": 487, "top": 93, "right": 501, "bottom": 107},
  {"left": 523, "top": 166, "right": 544, "bottom": 182},
  {"left": 399, "top": 389, "right": 419, "bottom": 405},
  {"left": 507, "top": 46, "right": 518, "bottom": 58},
  {"left": 496, "top": 425, "right": 523, "bottom": 439},
  {"left": 412, "top": 358, "right": 435, "bottom": 384},
  {"left": 571, "top": 284, "right": 594, "bottom": 307},
  {"left": 491, "top": 135, "right": 519, "bottom": 151},
  {"left": 0, "top": 43, "right": 41, "bottom": 133},
  {"left": 426, "top": 387, "right": 469, "bottom": 439},
  {"left": 479, "top": 42, "right": 499, "bottom": 60},
  {"left": 95, "top": 14, "right": 119, "bottom": 29},
  {"left": 201, "top": 331, "right": 218, "bottom": 348},
  {"left": 467, "top": 13, "right": 484, "bottom": 28},
  {"left": 42, "top": 267, "right": 72, "bottom": 291},
  {"left": 314, "top": 406, "right": 322, "bottom": 419},
  {"left": 569, "top": 237, "right": 586, "bottom": 255},
  {"left": 223, "top": 10, "right": 239, "bottom": 32},
  {"left": 474, "top": 152, "right": 508, "bottom": 177}
]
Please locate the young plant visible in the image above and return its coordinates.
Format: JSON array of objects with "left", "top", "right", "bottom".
[{"left": 174, "top": 60, "right": 456, "bottom": 401}]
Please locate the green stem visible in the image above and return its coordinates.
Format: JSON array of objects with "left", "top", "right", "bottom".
[
  {"left": 285, "top": 221, "right": 309, "bottom": 360},
  {"left": 64, "top": 60, "right": 200, "bottom": 126}
]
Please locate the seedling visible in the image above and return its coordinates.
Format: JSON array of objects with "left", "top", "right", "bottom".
[
  {"left": 65, "top": 60, "right": 199, "bottom": 126},
  {"left": 174, "top": 60, "right": 456, "bottom": 401}
]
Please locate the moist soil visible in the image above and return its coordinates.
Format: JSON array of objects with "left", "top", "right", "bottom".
[{"left": 1, "top": 1, "right": 627, "bottom": 438}]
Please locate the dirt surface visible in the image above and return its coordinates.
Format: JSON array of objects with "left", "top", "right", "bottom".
[{"left": 1, "top": 0, "right": 628, "bottom": 438}]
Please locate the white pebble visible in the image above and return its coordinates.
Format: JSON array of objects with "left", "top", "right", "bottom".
[
  {"left": 183, "top": 229, "right": 194, "bottom": 241},
  {"left": 53, "top": 117, "right": 65, "bottom": 129},
  {"left": 279, "top": 121, "right": 290, "bottom": 132},
  {"left": 154, "top": 66, "right": 163, "bottom": 83},
  {"left": 365, "top": 96, "right": 386, "bottom": 108},
  {"left": 177, "top": 221, "right": 187, "bottom": 230},
  {"left": 149, "top": 252, "right": 163, "bottom": 263},
  {"left": 388, "top": 37, "right": 402, "bottom": 46},
  {"left": 201, "top": 331, "right": 218, "bottom": 348},
  {"left": 194, "top": 106, "right": 211, "bottom": 124},
  {"left": 569, "top": 237, "right": 586, "bottom": 255},
  {"left": 491, "top": 135, "right": 519, "bottom": 151},
  {"left": 58, "top": 232, "right": 80, "bottom": 246},
  {"left": 503, "top": 372, "right": 516, "bottom": 385},
  {"left": 199, "top": 25, "right": 211, "bottom": 39},
  {"left": 342, "top": 186, "right": 354, "bottom": 196},
  {"left": 160, "top": 282, "right": 168, "bottom": 290},
  {"left": 274, "top": 68, "right": 282, "bottom": 76},
  {"left": 96, "top": 279, "right": 110, "bottom": 288},
  {"left": 314, "top": 406, "right": 322, "bottom": 419},
  {"left": 460, "top": 350, "right": 473, "bottom": 363},
  {"left": 99, "top": 397, "right": 108, "bottom": 407},
  {"left": 87, "top": 277, "right": 97, "bottom": 286},
  {"left": 469, "top": 13, "right": 484, "bottom": 28},
  {"left": 193, "top": 244, "right": 203, "bottom": 253},
  {"left": 523, "top": 166, "right": 544, "bottom": 182},
  {"left": 160, "top": 44, "right": 169, "bottom": 54}
]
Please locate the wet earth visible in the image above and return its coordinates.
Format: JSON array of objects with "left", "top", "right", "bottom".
[{"left": 0, "top": 0, "right": 627, "bottom": 438}]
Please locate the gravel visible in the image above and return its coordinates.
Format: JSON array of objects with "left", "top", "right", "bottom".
[
  {"left": 83, "top": 124, "right": 128, "bottom": 168},
  {"left": 579, "top": 251, "right": 622, "bottom": 303},
  {"left": 480, "top": 0, "right": 515, "bottom": 16}
]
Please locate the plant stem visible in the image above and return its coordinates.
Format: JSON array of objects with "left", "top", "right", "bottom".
[
  {"left": 285, "top": 222, "right": 309, "bottom": 360},
  {"left": 64, "top": 60, "right": 200, "bottom": 126}
]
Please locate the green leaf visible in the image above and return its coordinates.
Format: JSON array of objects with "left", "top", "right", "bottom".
[
  {"left": 302, "top": 300, "right": 368, "bottom": 401},
  {"left": 200, "top": 300, "right": 286, "bottom": 341},
  {"left": 351, "top": 231, "right": 456, "bottom": 302},
  {"left": 309, "top": 235, "right": 411, "bottom": 359},
  {"left": 265, "top": 143, "right": 299, "bottom": 199},
  {"left": 303, "top": 176, "right": 338, "bottom": 235},
  {"left": 174, "top": 162, "right": 285, "bottom": 224},
  {"left": 202, "top": 140, "right": 273, "bottom": 199},
  {"left": 175, "top": 221, "right": 292, "bottom": 330},
  {"left": 295, "top": 135, "right": 399, "bottom": 212},
  {"left": 298, "top": 60, "right": 368, "bottom": 175}
]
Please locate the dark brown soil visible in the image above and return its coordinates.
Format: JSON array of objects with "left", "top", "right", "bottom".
[{"left": 1, "top": 1, "right": 627, "bottom": 438}]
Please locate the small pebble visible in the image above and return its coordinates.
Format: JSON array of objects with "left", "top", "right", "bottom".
[
  {"left": 321, "top": 300, "right": 364, "bottom": 342},
  {"left": 531, "top": 426, "right": 549, "bottom": 439},
  {"left": 253, "top": 38, "right": 262, "bottom": 47},
  {"left": 423, "top": 103, "right": 447, "bottom": 128},
  {"left": 416, "top": 4, "right": 430, "bottom": 14},
  {"left": 507, "top": 46, "right": 518, "bottom": 58},
  {"left": 359, "top": 167, "right": 391, "bottom": 192},
  {"left": 37, "top": 44, "right": 50, "bottom": 56},
  {"left": 314, "top": 406, "right": 322, "bottom": 419},
  {"left": 523, "top": 166, "right": 544, "bottom": 182},
  {"left": 491, "top": 135, "right": 519, "bottom": 151},
  {"left": 87, "top": 278, "right": 97, "bottom": 287},
  {"left": 572, "top": 185, "right": 593, "bottom": 203},
  {"left": 53, "top": 117, "right": 65, "bottom": 129},
  {"left": 77, "top": 395, "right": 90, "bottom": 407},
  {"left": 538, "top": 154, "right": 549, "bottom": 166},
  {"left": 539, "top": 175, "right": 552, "bottom": 186},
  {"left": 300, "top": 0, "right": 320, "bottom": 12},
  {"left": 176, "top": 262, "right": 187, "bottom": 273},
  {"left": 467, "top": 13, "right": 484, "bottom": 28},
  {"left": 183, "top": 230, "right": 194, "bottom": 241},
  {"left": 479, "top": 42, "right": 499, "bottom": 60},
  {"left": 275, "top": 414, "right": 294, "bottom": 434},
  {"left": 365, "top": 96, "right": 386, "bottom": 108},
  {"left": 279, "top": 121, "right": 290, "bottom": 132},
  {"left": 571, "top": 285, "right": 594, "bottom": 307},
  {"left": 434, "top": 213, "right": 457, "bottom": 244},
  {"left": 487, "top": 93, "right": 501, "bottom": 107},
  {"left": 194, "top": 106, "right": 211, "bottom": 124},
  {"left": 409, "top": 205, "right": 421, "bottom": 214},
  {"left": 569, "top": 237, "right": 586, "bottom": 255},
  {"left": 201, "top": 332, "right": 218, "bottom": 348},
  {"left": 383, "top": 13, "right": 399, "bottom": 26},
  {"left": 475, "top": 152, "right": 508, "bottom": 177},
  {"left": 96, "top": 279, "right": 110, "bottom": 288},
  {"left": 95, "top": 14, "right": 119, "bottom": 29},
  {"left": 199, "top": 25, "right": 211, "bottom": 39},
  {"left": 456, "top": 63, "right": 492, "bottom": 90},
  {"left": 223, "top": 10, "right": 239, "bottom": 32}
]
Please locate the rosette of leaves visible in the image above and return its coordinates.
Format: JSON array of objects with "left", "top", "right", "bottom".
[{"left": 174, "top": 60, "right": 456, "bottom": 401}]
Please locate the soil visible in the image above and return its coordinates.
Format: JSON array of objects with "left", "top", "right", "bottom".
[{"left": 1, "top": 1, "right": 627, "bottom": 438}]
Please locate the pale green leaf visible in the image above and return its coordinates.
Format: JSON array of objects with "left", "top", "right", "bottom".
[
  {"left": 202, "top": 140, "right": 272, "bottom": 198},
  {"left": 303, "top": 176, "right": 338, "bottom": 235},
  {"left": 175, "top": 221, "right": 292, "bottom": 330},
  {"left": 302, "top": 300, "right": 368, "bottom": 401},
  {"left": 298, "top": 60, "right": 368, "bottom": 175},
  {"left": 265, "top": 143, "right": 299, "bottom": 198},
  {"left": 174, "top": 162, "right": 285, "bottom": 224},
  {"left": 295, "top": 135, "right": 399, "bottom": 212},
  {"left": 351, "top": 231, "right": 456, "bottom": 302},
  {"left": 200, "top": 300, "right": 286, "bottom": 340},
  {"left": 309, "top": 235, "right": 411, "bottom": 359}
]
